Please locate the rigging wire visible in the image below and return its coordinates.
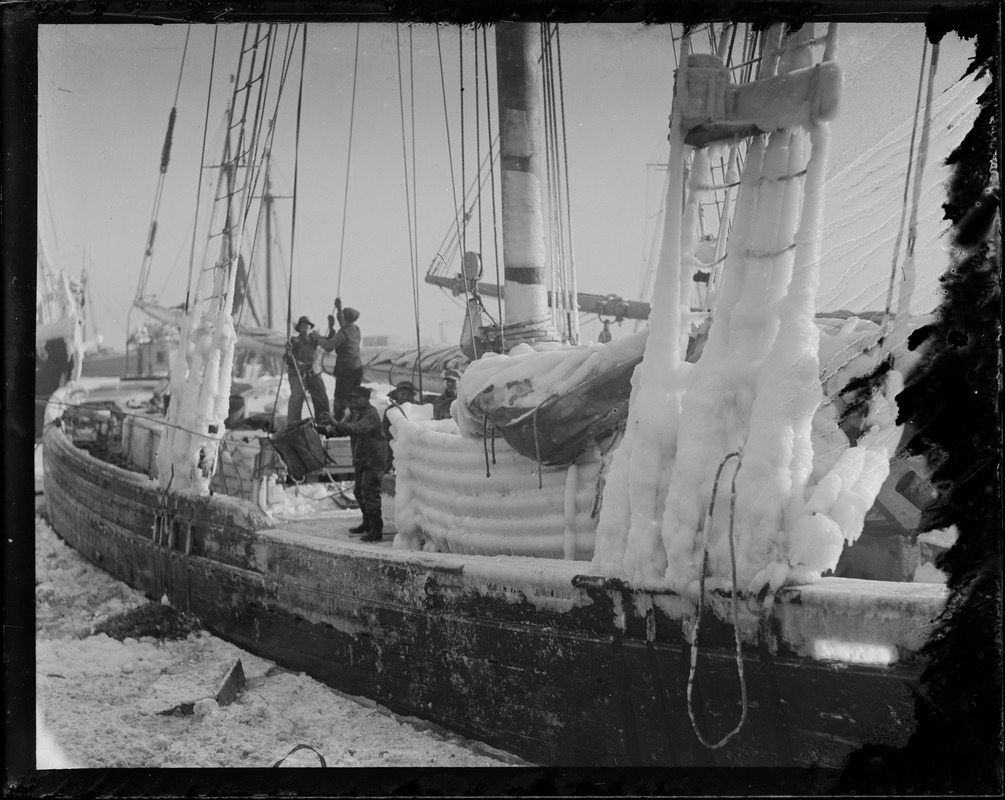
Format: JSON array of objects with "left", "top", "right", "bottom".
[
  {"left": 180, "top": 28, "right": 219, "bottom": 318},
  {"left": 232, "top": 27, "right": 281, "bottom": 332},
  {"left": 456, "top": 28, "right": 479, "bottom": 358},
  {"left": 409, "top": 26, "right": 423, "bottom": 395},
  {"left": 395, "top": 24, "right": 424, "bottom": 390},
  {"left": 232, "top": 25, "right": 277, "bottom": 330},
  {"left": 883, "top": 35, "right": 929, "bottom": 322},
  {"left": 269, "top": 23, "right": 309, "bottom": 429},
  {"left": 191, "top": 26, "right": 249, "bottom": 312},
  {"left": 481, "top": 26, "right": 505, "bottom": 351},
  {"left": 233, "top": 26, "right": 301, "bottom": 335},
  {"left": 554, "top": 26, "right": 580, "bottom": 345},
  {"left": 426, "top": 141, "right": 500, "bottom": 276},
  {"left": 475, "top": 31, "right": 484, "bottom": 296},
  {"left": 336, "top": 24, "right": 361, "bottom": 298},
  {"left": 136, "top": 25, "right": 192, "bottom": 307},
  {"left": 222, "top": 24, "right": 299, "bottom": 339},
  {"left": 285, "top": 24, "right": 308, "bottom": 340},
  {"left": 436, "top": 28, "right": 465, "bottom": 280},
  {"left": 542, "top": 23, "right": 571, "bottom": 342}
]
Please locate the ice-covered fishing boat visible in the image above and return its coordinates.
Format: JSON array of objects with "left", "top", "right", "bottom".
[
  {"left": 43, "top": 20, "right": 972, "bottom": 766},
  {"left": 35, "top": 234, "right": 87, "bottom": 439}
]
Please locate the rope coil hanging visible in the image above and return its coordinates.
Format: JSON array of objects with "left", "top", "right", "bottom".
[{"left": 686, "top": 450, "right": 749, "bottom": 749}]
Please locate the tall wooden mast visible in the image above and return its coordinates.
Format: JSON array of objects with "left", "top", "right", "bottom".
[{"left": 495, "top": 23, "right": 557, "bottom": 343}]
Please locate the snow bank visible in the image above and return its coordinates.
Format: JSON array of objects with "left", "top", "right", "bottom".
[{"left": 35, "top": 515, "right": 518, "bottom": 768}]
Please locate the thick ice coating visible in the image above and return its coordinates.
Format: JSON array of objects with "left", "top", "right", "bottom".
[{"left": 592, "top": 51, "right": 907, "bottom": 593}]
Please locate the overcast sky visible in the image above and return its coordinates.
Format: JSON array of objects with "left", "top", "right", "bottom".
[{"left": 38, "top": 22, "right": 980, "bottom": 351}]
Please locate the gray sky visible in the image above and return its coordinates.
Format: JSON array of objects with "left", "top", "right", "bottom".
[{"left": 38, "top": 23, "right": 980, "bottom": 351}]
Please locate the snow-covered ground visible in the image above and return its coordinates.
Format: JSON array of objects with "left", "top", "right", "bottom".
[{"left": 34, "top": 511, "right": 522, "bottom": 769}]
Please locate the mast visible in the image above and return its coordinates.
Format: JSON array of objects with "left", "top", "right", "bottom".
[{"left": 495, "top": 23, "right": 558, "bottom": 345}]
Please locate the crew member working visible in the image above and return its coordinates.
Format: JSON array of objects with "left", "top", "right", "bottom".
[
  {"left": 330, "top": 385, "right": 387, "bottom": 543},
  {"left": 433, "top": 368, "right": 461, "bottom": 421},
  {"left": 327, "top": 297, "right": 363, "bottom": 421},
  {"left": 284, "top": 315, "right": 331, "bottom": 423}
]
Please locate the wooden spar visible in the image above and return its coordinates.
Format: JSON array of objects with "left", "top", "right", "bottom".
[
  {"left": 425, "top": 270, "right": 653, "bottom": 322},
  {"left": 495, "top": 23, "right": 551, "bottom": 328}
]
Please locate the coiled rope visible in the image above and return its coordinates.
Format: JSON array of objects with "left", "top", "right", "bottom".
[{"left": 686, "top": 450, "right": 749, "bottom": 749}]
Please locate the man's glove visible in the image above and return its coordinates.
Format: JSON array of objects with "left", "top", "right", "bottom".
[
  {"left": 327, "top": 314, "right": 336, "bottom": 330},
  {"left": 334, "top": 297, "right": 342, "bottom": 309}
]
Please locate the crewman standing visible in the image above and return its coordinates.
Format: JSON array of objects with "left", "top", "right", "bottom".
[
  {"left": 332, "top": 385, "right": 388, "bottom": 542},
  {"left": 433, "top": 368, "right": 461, "bottom": 421},
  {"left": 326, "top": 297, "right": 363, "bottom": 421},
  {"left": 382, "top": 380, "right": 418, "bottom": 473},
  {"left": 285, "top": 315, "right": 331, "bottom": 423}
]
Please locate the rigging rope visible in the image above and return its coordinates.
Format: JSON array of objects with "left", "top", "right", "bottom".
[
  {"left": 456, "top": 29, "right": 479, "bottom": 358},
  {"left": 395, "top": 25, "right": 424, "bottom": 394},
  {"left": 336, "top": 24, "right": 361, "bottom": 298},
  {"left": 555, "top": 27, "right": 580, "bottom": 345},
  {"left": 409, "top": 27, "right": 423, "bottom": 397},
  {"left": 284, "top": 25, "right": 307, "bottom": 341},
  {"left": 475, "top": 31, "right": 484, "bottom": 306},
  {"left": 271, "top": 23, "right": 309, "bottom": 430},
  {"left": 686, "top": 450, "right": 749, "bottom": 749},
  {"left": 234, "top": 26, "right": 299, "bottom": 339},
  {"left": 136, "top": 25, "right": 192, "bottom": 307},
  {"left": 181, "top": 27, "right": 219, "bottom": 319},
  {"left": 436, "top": 28, "right": 465, "bottom": 284},
  {"left": 482, "top": 26, "right": 505, "bottom": 351},
  {"left": 883, "top": 36, "right": 929, "bottom": 322}
]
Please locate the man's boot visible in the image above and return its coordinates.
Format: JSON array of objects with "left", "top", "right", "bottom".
[
  {"left": 348, "top": 515, "right": 371, "bottom": 535},
  {"left": 361, "top": 515, "right": 383, "bottom": 543}
]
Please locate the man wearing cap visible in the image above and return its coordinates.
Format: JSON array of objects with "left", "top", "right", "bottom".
[
  {"left": 284, "top": 315, "right": 331, "bottom": 423},
  {"left": 332, "top": 385, "right": 388, "bottom": 542},
  {"left": 325, "top": 297, "right": 363, "bottom": 422},
  {"left": 382, "top": 380, "right": 418, "bottom": 473},
  {"left": 433, "top": 368, "right": 461, "bottom": 421}
]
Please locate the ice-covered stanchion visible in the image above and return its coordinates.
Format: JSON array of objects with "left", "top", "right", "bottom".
[
  {"left": 592, "top": 40, "right": 695, "bottom": 584},
  {"left": 157, "top": 307, "right": 237, "bottom": 494},
  {"left": 594, "top": 32, "right": 905, "bottom": 593}
]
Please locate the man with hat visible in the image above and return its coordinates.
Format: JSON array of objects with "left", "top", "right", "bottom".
[
  {"left": 382, "top": 380, "right": 418, "bottom": 473},
  {"left": 325, "top": 297, "right": 363, "bottom": 422},
  {"left": 433, "top": 367, "right": 462, "bottom": 421},
  {"left": 284, "top": 315, "right": 331, "bottom": 423},
  {"left": 331, "top": 385, "right": 388, "bottom": 542}
]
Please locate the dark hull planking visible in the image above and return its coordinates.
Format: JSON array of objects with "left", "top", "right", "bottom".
[{"left": 42, "top": 421, "right": 940, "bottom": 767}]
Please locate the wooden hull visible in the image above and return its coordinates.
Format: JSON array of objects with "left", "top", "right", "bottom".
[{"left": 42, "top": 411, "right": 944, "bottom": 767}]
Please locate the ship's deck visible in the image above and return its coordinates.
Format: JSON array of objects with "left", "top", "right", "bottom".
[{"left": 272, "top": 508, "right": 396, "bottom": 548}]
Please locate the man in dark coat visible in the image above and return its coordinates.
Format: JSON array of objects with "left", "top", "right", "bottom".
[
  {"left": 285, "top": 315, "right": 331, "bottom": 423},
  {"left": 382, "top": 380, "right": 418, "bottom": 473},
  {"left": 326, "top": 297, "right": 363, "bottom": 422},
  {"left": 332, "top": 385, "right": 387, "bottom": 542},
  {"left": 433, "top": 368, "right": 461, "bottom": 421}
]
